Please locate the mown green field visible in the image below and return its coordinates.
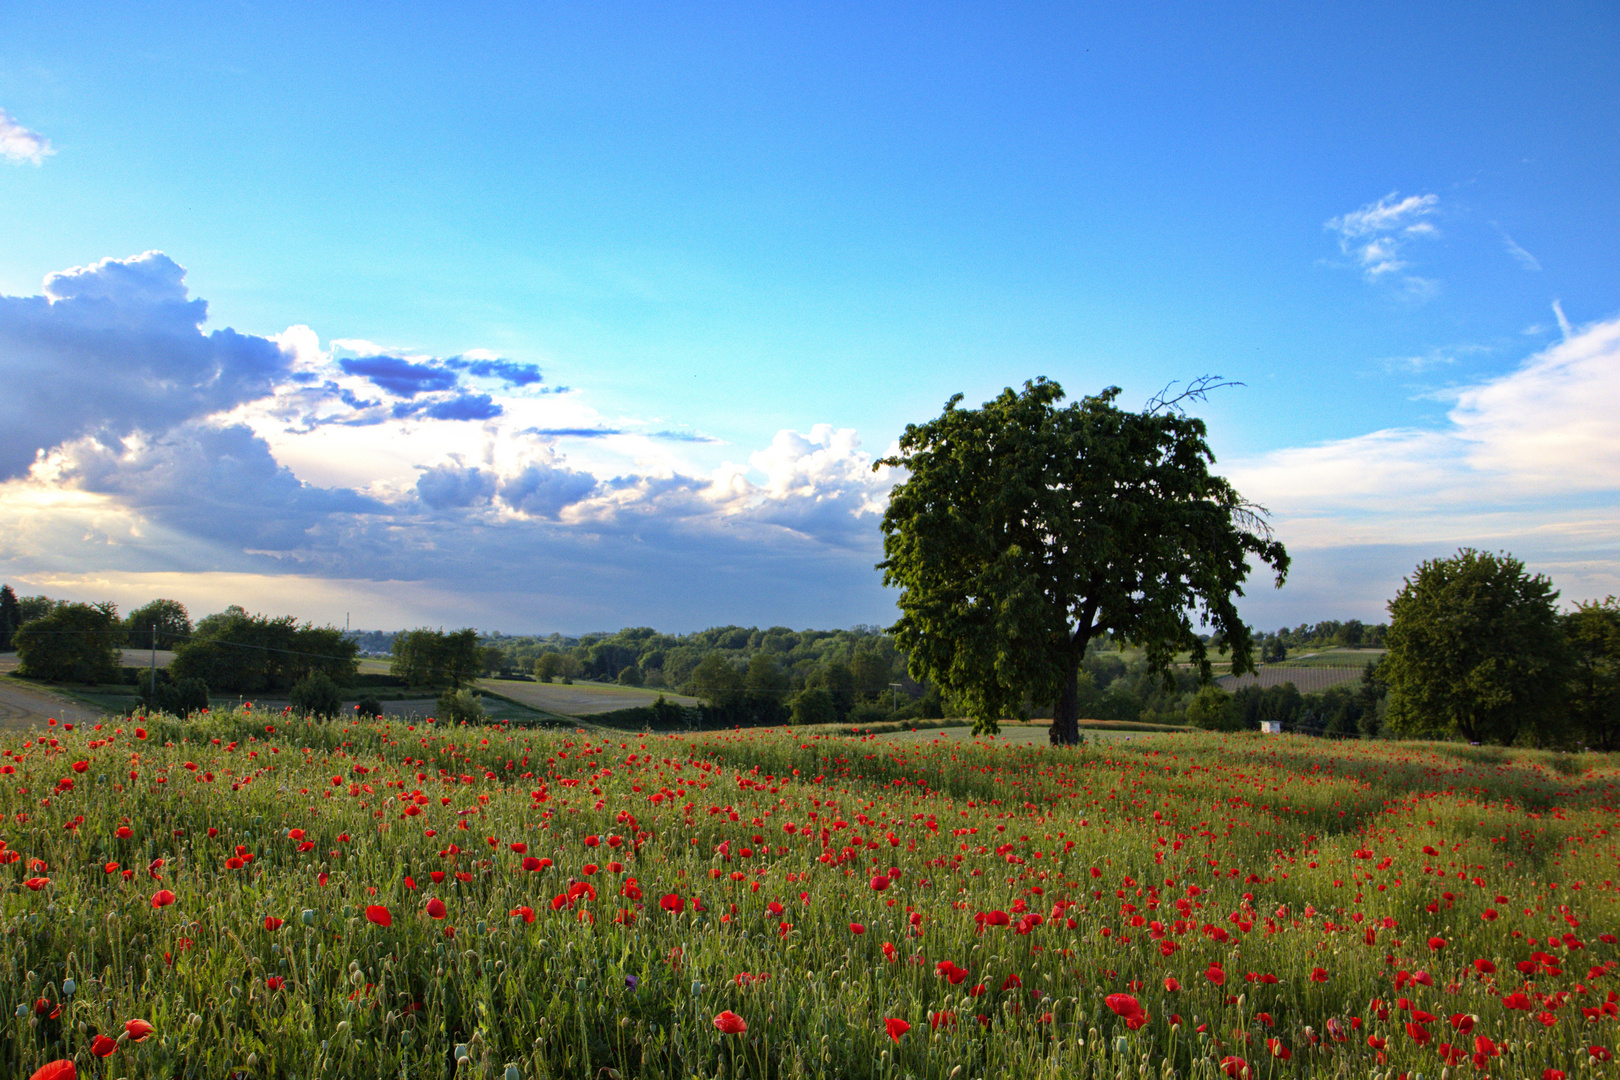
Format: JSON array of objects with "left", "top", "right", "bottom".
[{"left": 3, "top": 711, "right": 1616, "bottom": 1080}]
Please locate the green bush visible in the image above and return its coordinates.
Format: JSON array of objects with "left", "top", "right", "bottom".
[
  {"left": 436, "top": 687, "right": 485, "bottom": 724},
  {"left": 290, "top": 671, "right": 343, "bottom": 720},
  {"left": 355, "top": 696, "right": 384, "bottom": 719}
]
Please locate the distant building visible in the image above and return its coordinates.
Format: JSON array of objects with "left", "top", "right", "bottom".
[{"left": 1259, "top": 720, "right": 1283, "bottom": 735}]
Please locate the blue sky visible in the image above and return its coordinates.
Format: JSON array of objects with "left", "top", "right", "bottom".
[{"left": 1, "top": 2, "right": 1616, "bottom": 634}]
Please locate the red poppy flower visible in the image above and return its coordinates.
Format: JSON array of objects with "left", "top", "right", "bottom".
[
  {"left": 425, "top": 897, "right": 448, "bottom": 919},
  {"left": 151, "top": 889, "right": 176, "bottom": 908},
  {"left": 29, "top": 1061, "right": 76, "bottom": 1080},
  {"left": 1218, "top": 1057, "right": 1248, "bottom": 1077},
  {"left": 885, "top": 1018, "right": 910, "bottom": 1042},
  {"left": 24, "top": 877, "right": 48, "bottom": 891},
  {"left": 266, "top": 976, "right": 285, "bottom": 991},
  {"left": 660, "top": 893, "right": 685, "bottom": 913},
  {"left": 91, "top": 1034, "right": 118, "bottom": 1058},
  {"left": 124, "top": 1018, "right": 155, "bottom": 1042},
  {"left": 1164, "top": 976, "right": 1182, "bottom": 992},
  {"left": 511, "top": 905, "right": 536, "bottom": 923},
  {"left": 1428, "top": 936, "right": 1446, "bottom": 951},
  {"left": 1205, "top": 962, "right": 1226, "bottom": 986},
  {"left": 1310, "top": 967, "right": 1329, "bottom": 982},
  {"left": 522, "top": 856, "right": 542, "bottom": 872},
  {"left": 365, "top": 904, "right": 392, "bottom": 927},
  {"left": 713, "top": 1010, "right": 747, "bottom": 1035},
  {"left": 870, "top": 875, "right": 890, "bottom": 892},
  {"left": 1106, "top": 993, "right": 1150, "bottom": 1030},
  {"left": 263, "top": 916, "right": 284, "bottom": 931},
  {"left": 849, "top": 922, "right": 866, "bottom": 934}
]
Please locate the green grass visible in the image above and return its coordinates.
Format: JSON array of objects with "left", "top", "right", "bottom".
[{"left": 3, "top": 712, "right": 1618, "bottom": 1079}]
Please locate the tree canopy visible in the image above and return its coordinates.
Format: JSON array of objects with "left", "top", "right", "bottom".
[
  {"left": 1383, "top": 548, "right": 1568, "bottom": 745},
  {"left": 875, "top": 378, "right": 1288, "bottom": 742},
  {"left": 14, "top": 601, "right": 123, "bottom": 683}
]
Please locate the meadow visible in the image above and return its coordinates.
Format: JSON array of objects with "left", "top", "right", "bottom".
[{"left": 3, "top": 711, "right": 1617, "bottom": 1080}]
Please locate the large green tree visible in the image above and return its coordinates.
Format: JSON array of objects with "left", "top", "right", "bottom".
[
  {"left": 1565, "top": 597, "right": 1620, "bottom": 750},
  {"left": 1383, "top": 549, "right": 1567, "bottom": 745},
  {"left": 875, "top": 378, "right": 1288, "bottom": 742},
  {"left": 171, "top": 607, "right": 359, "bottom": 694},
  {"left": 125, "top": 598, "right": 193, "bottom": 650},
  {"left": 14, "top": 601, "right": 123, "bottom": 683},
  {"left": 0, "top": 585, "right": 21, "bottom": 651}
]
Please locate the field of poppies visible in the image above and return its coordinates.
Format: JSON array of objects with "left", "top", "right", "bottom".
[{"left": 3, "top": 710, "right": 1618, "bottom": 1080}]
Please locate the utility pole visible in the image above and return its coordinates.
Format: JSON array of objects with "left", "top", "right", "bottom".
[
  {"left": 150, "top": 624, "right": 158, "bottom": 702},
  {"left": 890, "top": 682, "right": 901, "bottom": 712}
]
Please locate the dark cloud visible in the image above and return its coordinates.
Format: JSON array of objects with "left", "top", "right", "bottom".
[
  {"left": 525, "top": 426, "right": 624, "bottom": 438},
  {"left": 389, "top": 393, "right": 503, "bottom": 421},
  {"left": 339, "top": 355, "right": 459, "bottom": 398},
  {"left": 0, "top": 252, "right": 292, "bottom": 479},
  {"left": 649, "top": 430, "right": 723, "bottom": 444},
  {"left": 65, "top": 424, "right": 385, "bottom": 551},
  {"left": 416, "top": 463, "right": 498, "bottom": 509},
  {"left": 445, "top": 356, "right": 545, "bottom": 386},
  {"left": 498, "top": 462, "right": 599, "bottom": 518}
]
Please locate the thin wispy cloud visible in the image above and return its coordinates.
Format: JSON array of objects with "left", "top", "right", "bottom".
[
  {"left": 1325, "top": 192, "right": 1440, "bottom": 291},
  {"left": 1495, "top": 225, "right": 1543, "bottom": 271},
  {"left": 0, "top": 108, "right": 54, "bottom": 164}
]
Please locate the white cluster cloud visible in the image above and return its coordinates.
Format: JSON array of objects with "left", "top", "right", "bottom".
[
  {"left": 1226, "top": 312, "right": 1620, "bottom": 612},
  {"left": 1325, "top": 192, "right": 1440, "bottom": 291},
  {"left": 0, "top": 253, "right": 901, "bottom": 628},
  {"left": 0, "top": 108, "right": 53, "bottom": 165}
]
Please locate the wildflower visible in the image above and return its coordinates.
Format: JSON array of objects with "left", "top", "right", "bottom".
[
  {"left": 365, "top": 905, "right": 393, "bottom": 927},
  {"left": 1105, "top": 993, "right": 1150, "bottom": 1031},
  {"left": 713, "top": 1010, "right": 747, "bottom": 1035},
  {"left": 1205, "top": 961, "right": 1226, "bottom": 986},
  {"left": 850, "top": 922, "right": 866, "bottom": 934},
  {"left": 124, "top": 1018, "right": 155, "bottom": 1041},
  {"left": 266, "top": 976, "right": 286, "bottom": 990},
  {"left": 1164, "top": 977, "right": 1181, "bottom": 992},
  {"left": 29, "top": 1061, "right": 76, "bottom": 1080},
  {"left": 426, "top": 897, "right": 448, "bottom": 919},
  {"left": 885, "top": 1017, "right": 910, "bottom": 1042},
  {"left": 151, "top": 889, "right": 176, "bottom": 908},
  {"left": 91, "top": 1034, "right": 119, "bottom": 1057}
]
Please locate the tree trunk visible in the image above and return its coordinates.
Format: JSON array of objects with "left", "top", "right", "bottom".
[{"left": 1049, "top": 650, "right": 1083, "bottom": 746}]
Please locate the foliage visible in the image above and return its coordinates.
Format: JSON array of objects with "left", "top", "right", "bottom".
[
  {"left": 391, "top": 627, "right": 480, "bottom": 688},
  {"left": 138, "top": 673, "right": 209, "bottom": 718},
  {"left": 0, "top": 584, "right": 20, "bottom": 651},
  {"left": 123, "top": 598, "right": 193, "bottom": 650},
  {"left": 1184, "top": 683, "right": 1236, "bottom": 730},
  {"left": 1383, "top": 549, "right": 1568, "bottom": 745},
  {"left": 169, "top": 606, "right": 359, "bottom": 694},
  {"left": 355, "top": 696, "right": 385, "bottom": 719},
  {"left": 290, "top": 671, "right": 344, "bottom": 720},
  {"left": 1566, "top": 597, "right": 1620, "bottom": 750},
  {"left": 876, "top": 378, "right": 1288, "bottom": 742},
  {"left": 436, "top": 686, "right": 486, "bottom": 724},
  {"left": 13, "top": 601, "right": 122, "bottom": 683},
  {"left": 789, "top": 687, "right": 838, "bottom": 726}
]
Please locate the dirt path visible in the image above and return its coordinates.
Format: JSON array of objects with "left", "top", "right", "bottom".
[{"left": 0, "top": 678, "right": 104, "bottom": 733}]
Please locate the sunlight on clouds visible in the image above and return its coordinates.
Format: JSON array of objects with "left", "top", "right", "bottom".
[
  {"left": 0, "top": 107, "right": 54, "bottom": 164},
  {"left": 1229, "top": 314, "right": 1620, "bottom": 555}
]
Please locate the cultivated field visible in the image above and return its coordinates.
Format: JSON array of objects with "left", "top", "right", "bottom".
[
  {"left": 1217, "top": 665, "right": 1370, "bottom": 694},
  {"left": 479, "top": 678, "right": 701, "bottom": 717},
  {"left": 3, "top": 713, "right": 1616, "bottom": 1079}
]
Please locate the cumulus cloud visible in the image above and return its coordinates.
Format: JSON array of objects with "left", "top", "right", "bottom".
[
  {"left": 415, "top": 463, "right": 497, "bottom": 509},
  {"left": 1226, "top": 313, "right": 1620, "bottom": 548},
  {"left": 1325, "top": 192, "right": 1440, "bottom": 289},
  {"left": 499, "top": 462, "right": 600, "bottom": 519},
  {"left": 0, "top": 252, "right": 293, "bottom": 479},
  {"left": 0, "top": 251, "right": 909, "bottom": 629},
  {"left": 0, "top": 108, "right": 53, "bottom": 164},
  {"left": 56, "top": 423, "right": 385, "bottom": 552}
]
